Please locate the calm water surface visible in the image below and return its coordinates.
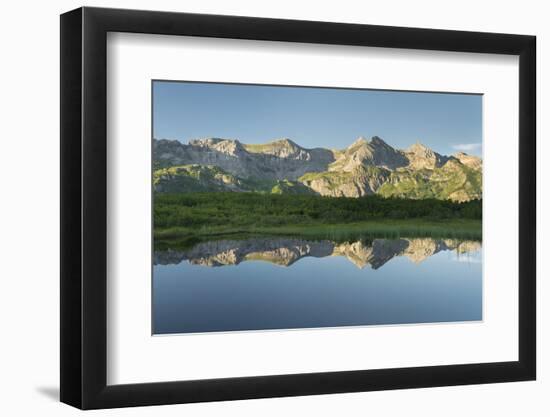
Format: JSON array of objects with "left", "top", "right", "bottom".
[{"left": 153, "top": 236, "right": 482, "bottom": 334}]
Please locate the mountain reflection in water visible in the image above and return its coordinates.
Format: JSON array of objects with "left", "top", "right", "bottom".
[
  {"left": 153, "top": 236, "right": 482, "bottom": 334},
  {"left": 154, "top": 237, "right": 481, "bottom": 270}
]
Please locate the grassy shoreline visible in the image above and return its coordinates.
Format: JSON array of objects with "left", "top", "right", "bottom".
[
  {"left": 154, "top": 193, "right": 482, "bottom": 249},
  {"left": 154, "top": 218, "right": 482, "bottom": 242}
]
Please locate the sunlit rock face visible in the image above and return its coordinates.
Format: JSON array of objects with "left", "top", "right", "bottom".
[
  {"left": 403, "top": 238, "right": 448, "bottom": 264},
  {"left": 154, "top": 237, "right": 481, "bottom": 270},
  {"left": 154, "top": 137, "right": 335, "bottom": 181},
  {"left": 404, "top": 142, "right": 450, "bottom": 170},
  {"left": 453, "top": 152, "right": 482, "bottom": 170},
  {"left": 154, "top": 238, "right": 334, "bottom": 267},
  {"left": 328, "top": 136, "right": 409, "bottom": 172},
  {"left": 153, "top": 136, "right": 482, "bottom": 201}
]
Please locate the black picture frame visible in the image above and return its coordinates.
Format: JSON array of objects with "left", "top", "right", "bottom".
[{"left": 60, "top": 6, "right": 536, "bottom": 410}]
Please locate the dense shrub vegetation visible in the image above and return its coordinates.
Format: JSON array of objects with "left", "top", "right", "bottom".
[{"left": 154, "top": 192, "right": 482, "bottom": 230}]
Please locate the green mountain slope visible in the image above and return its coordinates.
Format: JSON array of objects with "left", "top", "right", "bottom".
[
  {"left": 153, "top": 165, "right": 261, "bottom": 193},
  {"left": 377, "top": 160, "right": 482, "bottom": 201},
  {"left": 153, "top": 136, "right": 482, "bottom": 201}
]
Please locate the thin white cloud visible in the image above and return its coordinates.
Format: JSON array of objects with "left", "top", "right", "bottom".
[{"left": 452, "top": 143, "right": 482, "bottom": 152}]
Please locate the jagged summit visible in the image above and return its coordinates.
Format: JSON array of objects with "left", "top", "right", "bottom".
[
  {"left": 453, "top": 151, "right": 480, "bottom": 160},
  {"left": 350, "top": 136, "right": 369, "bottom": 146},
  {"left": 333, "top": 135, "right": 408, "bottom": 171},
  {"left": 270, "top": 138, "right": 300, "bottom": 147},
  {"left": 369, "top": 136, "right": 389, "bottom": 146},
  {"left": 154, "top": 237, "right": 481, "bottom": 270},
  {"left": 189, "top": 137, "right": 239, "bottom": 145},
  {"left": 346, "top": 136, "right": 392, "bottom": 151},
  {"left": 452, "top": 151, "right": 482, "bottom": 170},
  {"left": 404, "top": 141, "right": 448, "bottom": 170},
  {"left": 243, "top": 137, "right": 317, "bottom": 160},
  {"left": 348, "top": 136, "right": 390, "bottom": 148},
  {"left": 407, "top": 141, "right": 431, "bottom": 153},
  {"left": 152, "top": 135, "right": 482, "bottom": 201}
]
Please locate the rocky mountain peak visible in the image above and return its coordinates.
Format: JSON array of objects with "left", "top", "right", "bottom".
[
  {"left": 452, "top": 152, "right": 482, "bottom": 169},
  {"left": 405, "top": 141, "right": 448, "bottom": 170},
  {"left": 188, "top": 137, "right": 246, "bottom": 156},
  {"left": 243, "top": 137, "right": 311, "bottom": 160},
  {"left": 153, "top": 135, "right": 482, "bottom": 201},
  {"left": 154, "top": 237, "right": 481, "bottom": 270},
  {"left": 331, "top": 136, "right": 408, "bottom": 172},
  {"left": 188, "top": 137, "right": 225, "bottom": 146},
  {"left": 369, "top": 136, "right": 389, "bottom": 147},
  {"left": 407, "top": 141, "right": 432, "bottom": 155},
  {"left": 267, "top": 138, "right": 303, "bottom": 153},
  {"left": 351, "top": 136, "right": 369, "bottom": 146},
  {"left": 272, "top": 138, "right": 299, "bottom": 147}
]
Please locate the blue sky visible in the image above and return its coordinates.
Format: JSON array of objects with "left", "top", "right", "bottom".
[{"left": 153, "top": 81, "right": 482, "bottom": 156}]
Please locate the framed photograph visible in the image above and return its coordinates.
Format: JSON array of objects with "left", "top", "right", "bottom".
[{"left": 60, "top": 7, "right": 536, "bottom": 409}]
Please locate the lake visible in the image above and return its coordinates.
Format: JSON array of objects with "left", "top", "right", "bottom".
[{"left": 153, "top": 236, "right": 482, "bottom": 334}]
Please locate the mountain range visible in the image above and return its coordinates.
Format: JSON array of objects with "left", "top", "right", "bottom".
[
  {"left": 153, "top": 136, "right": 482, "bottom": 201},
  {"left": 154, "top": 237, "right": 481, "bottom": 269}
]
